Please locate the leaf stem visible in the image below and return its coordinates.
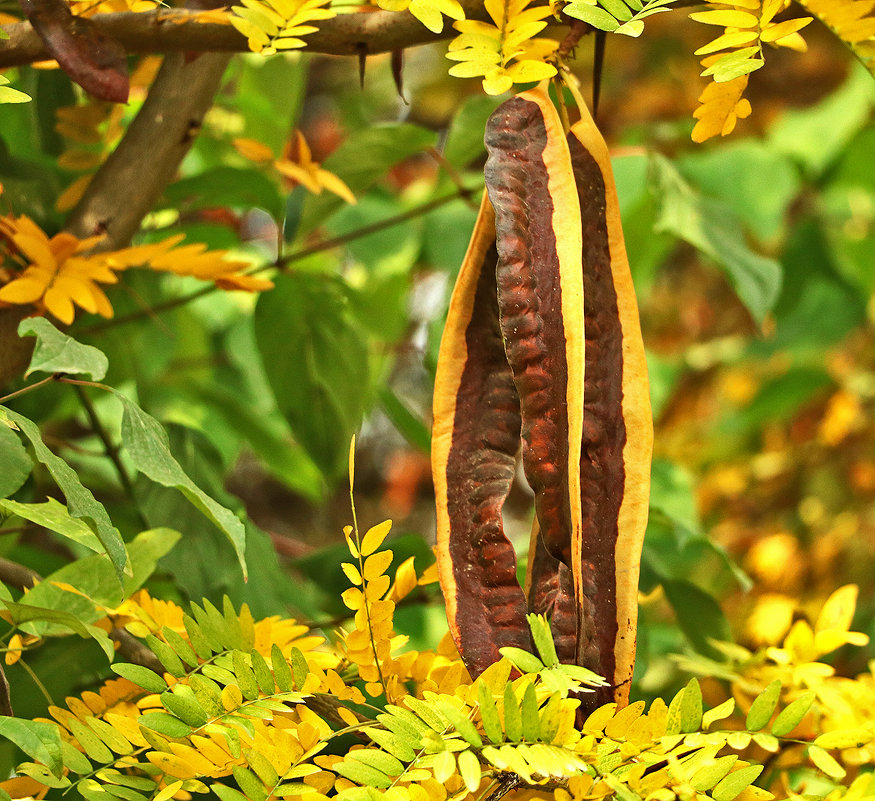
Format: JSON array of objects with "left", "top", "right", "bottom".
[{"left": 0, "top": 374, "right": 58, "bottom": 404}]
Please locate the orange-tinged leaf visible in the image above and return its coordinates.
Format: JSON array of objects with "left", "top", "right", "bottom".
[{"left": 234, "top": 137, "right": 275, "bottom": 162}]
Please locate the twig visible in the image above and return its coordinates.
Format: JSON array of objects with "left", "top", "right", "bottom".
[
  {"left": 65, "top": 50, "right": 232, "bottom": 250},
  {"left": 76, "top": 186, "right": 475, "bottom": 334},
  {"left": 0, "top": 557, "right": 41, "bottom": 590},
  {"left": 0, "top": 1, "right": 493, "bottom": 69},
  {"left": 0, "top": 374, "right": 57, "bottom": 404}
]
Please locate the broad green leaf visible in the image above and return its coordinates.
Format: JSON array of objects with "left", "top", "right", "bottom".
[
  {"left": 115, "top": 392, "right": 247, "bottom": 579},
  {"left": 0, "top": 599, "right": 114, "bottom": 658},
  {"left": 0, "top": 423, "right": 31, "bottom": 498},
  {"left": 0, "top": 719, "right": 63, "bottom": 776},
  {"left": 334, "top": 760, "right": 392, "bottom": 789},
  {"left": 110, "top": 664, "right": 169, "bottom": 694},
  {"left": 233, "top": 765, "right": 268, "bottom": 801},
  {"left": 1, "top": 408, "right": 127, "bottom": 581},
  {"left": 443, "top": 95, "right": 503, "bottom": 167},
  {"left": 161, "top": 690, "right": 210, "bottom": 728},
  {"left": 271, "top": 643, "right": 294, "bottom": 691},
  {"left": 18, "top": 318, "right": 108, "bottom": 380},
  {"left": 663, "top": 579, "right": 732, "bottom": 659},
  {"left": 436, "top": 701, "right": 483, "bottom": 748},
  {"left": 0, "top": 498, "right": 102, "bottom": 552},
  {"left": 254, "top": 273, "right": 370, "bottom": 480},
  {"left": 146, "top": 635, "right": 187, "bottom": 678},
  {"left": 348, "top": 749, "right": 403, "bottom": 777},
  {"left": 711, "top": 765, "right": 764, "bottom": 801},
  {"left": 651, "top": 155, "right": 781, "bottom": 324},
  {"left": 745, "top": 680, "right": 782, "bottom": 732},
  {"left": 162, "top": 166, "right": 285, "bottom": 222}
]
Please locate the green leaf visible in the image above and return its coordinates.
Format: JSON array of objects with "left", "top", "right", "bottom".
[
  {"left": 563, "top": 2, "right": 621, "bottom": 29},
  {"left": 18, "top": 318, "right": 108, "bottom": 380},
  {"left": 139, "top": 712, "right": 193, "bottom": 739},
  {"left": 443, "top": 95, "right": 503, "bottom": 168},
  {"left": 146, "top": 635, "right": 187, "bottom": 678},
  {"left": 503, "top": 684, "right": 522, "bottom": 742},
  {"left": 0, "top": 718, "right": 63, "bottom": 776},
  {"left": 365, "top": 728, "right": 416, "bottom": 762},
  {"left": 161, "top": 689, "right": 210, "bottom": 728},
  {"left": 253, "top": 274, "right": 370, "bottom": 480},
  {"left": 250, "top": 650, "right": 275, "bottom": 695},
  {"left": 663, "top": 579, "right": 732, "bottom": 659},
  {"left": 679, "top": 678, "right": 703, "bottom": 733},
  {"left": 711, "top": 765, "right": 764, "bottom": 801},
  {"left": 334, "top": 760, "right": 393, "bottom": 789},
  {"left": 527, "top": 614, "right": 559, "bottom": 667},
  {"left": 271, "top": 643, "right": 294, "bottom": 692},
  {"left": 745, "top": 680, "right": 782, "bottom": 732},
  {"left": 290, "top": 647, "right": 308, "bottom": 689},
  {"left": 0, "top": 422, "right": 31, "bottom": 498},
  {"left": 233, "top": 650, "right": 259, "bottom": 700},
  {"left": 651, "top": 155, "right": 781, "bottom": 324},
  {"left": 1, "top": 408, "right": 128, "bottom": 581},
  {"left": 477, "top": 682, "right": 504, "bottom": 744},
  {"left": 691, "top": 755, "right": 738, "bottom": 791},
  {"left": 519, "top": 682, "right": 540, "bottom": 742},
  {"left": 68, "top": 718, "right": 113, "bottom": 763},
  {"left": 378, "top": 388, "right": 430, "bottom": 453},
  {"left": 110, "top": 664, "right": 169, "bottom": 694},
  {"left": 598, "top": 0, "right": 632, "bottom": 21},
  {"left": 0, "top": 599, "right": 114, "bottom": 658},
  {"left": 436, "top": 701, "right": 483, "bottom": 748},
  {"left": 162, "top": 626, "right": 199, "bottom": 668},
  {"left": 115, "top": 392, "right": 247, "bottom": 579},
  {"left": 0, "top": 76, "right": 31, "bottom": 103},
  {"left": 233, "top": 765, "right": 268, "bottom": 801},
  {"left": 348, "top": 749, "right": 403, "bottom": 777},
  {"left": 498, "top": 647, "right": 544, "bottom": 674},
  {"left": 0, "top": 498, "right": 102, "bottom": 552}
]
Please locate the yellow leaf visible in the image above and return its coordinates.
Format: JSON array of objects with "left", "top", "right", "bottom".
[
  {"left": 341, "top": 562, "right": 363, "bottom": 586},
  {"left": 761, "top": 16, "right": 813, "bottom": 41},
  {"left": 689, "top": 9, "right": 759, "bottom": 27},
  {"left": 363, "top": 550, "right": 394, "bottom": 582},
  {"left": 154, "top": 780, "right": 184, "bottom": 801},
  {"left": 360, "top": 520, "right": 392, "bottom": 557},
  {"left": 691, "top": 74, "right": 751, "bottom": 142}
]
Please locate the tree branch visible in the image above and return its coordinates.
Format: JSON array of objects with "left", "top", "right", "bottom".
[
  {"left": 0, "top": 3, "right": 490, "bottom": 68},
  {"left": 64, "top": 50, "right": 231, "bottom": 248}
]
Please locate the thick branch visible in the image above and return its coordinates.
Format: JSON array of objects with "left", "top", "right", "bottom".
[
  {"left": 0, "top": 3, "right": 489, "bottom": 68},
  {"left": 64, "top": 50, "right": 231, "bottom": 248}
]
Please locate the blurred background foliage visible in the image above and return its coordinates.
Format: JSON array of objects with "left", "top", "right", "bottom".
[{"left": 0, "top": 3, "right": 874, "bottom": 761}]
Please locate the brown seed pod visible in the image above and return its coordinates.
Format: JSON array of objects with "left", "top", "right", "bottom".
[
  {"left": 432, "top": 195, "right": 532, "bottom": 677},
  {"left": 567, "top": 103, "right": 653, "bottom": 711}
]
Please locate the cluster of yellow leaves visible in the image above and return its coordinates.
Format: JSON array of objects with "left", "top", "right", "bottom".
[
  {"left": 0, "top": 216, "right": 272, "bottom": 325},
  {"left": 797, "top": 0, "right": 875, "bottom": 77},
  {"left": 375, "top": 0, "right": 464, "bottom": 34},
  {"left": 67, "top": 0, "right": 158, "bottom": 15},
  {"left": 690, "top": 0, "right": 813, "bottom": 142},
  {"left": 229, "top": 0, "right": 335, "bottom": 54},
  {"left": 446, "top": 0, "right": 558, "bottom": 95},
  {"left": 234, "top": 133, "right": 357, "bottom": 205}
]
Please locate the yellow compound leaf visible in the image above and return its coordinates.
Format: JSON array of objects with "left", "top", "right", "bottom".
[
  {"left": 363, "top": 551, "right": 394, "bottom": 582},
  {"left": 691, "top": 74, "right": 751, "bottom": 142}
]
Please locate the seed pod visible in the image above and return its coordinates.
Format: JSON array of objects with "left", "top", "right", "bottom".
[
  {"left": 568, "top": 103, "right": 653, "bottom": 710},
  {"left": 484, "top": 90, "right": 585, "bottom": 586},
  {"left": 432, "top": 195, "right": 532, "bottom": 677}
]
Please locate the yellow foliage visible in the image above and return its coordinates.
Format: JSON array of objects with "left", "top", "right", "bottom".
[
  {"left": 689, "top": 0, "right": 813, "bottom": 141},
  {"left": 0, "top": 217, "right": 272, "bottom": 324},
  {"left": 229, "top": 0, "right": 336, "bottom": 54},
  {"left": 375, "top": 0, "right": 465, "bottom": 33},
  {"left": 797, "top": 0, "right": 875, "bottom": 76},
  {"left": 446, "top": 0, "right": 558, "bottom": 94},
  {"left": 234, "top": 132, "right": 357, "bottom": 205}
]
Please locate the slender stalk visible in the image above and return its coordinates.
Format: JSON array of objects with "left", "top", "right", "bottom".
[
  {"left": 78, "top": 187, "right": 474, "bottom": 335},
  {"left": 0, "top": 374, "right": 57, "bottom": 404}
]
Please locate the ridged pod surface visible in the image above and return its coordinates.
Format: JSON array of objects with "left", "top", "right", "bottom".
[{"left": 432, "top": 195, "right": 532, "bottom": 677}]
